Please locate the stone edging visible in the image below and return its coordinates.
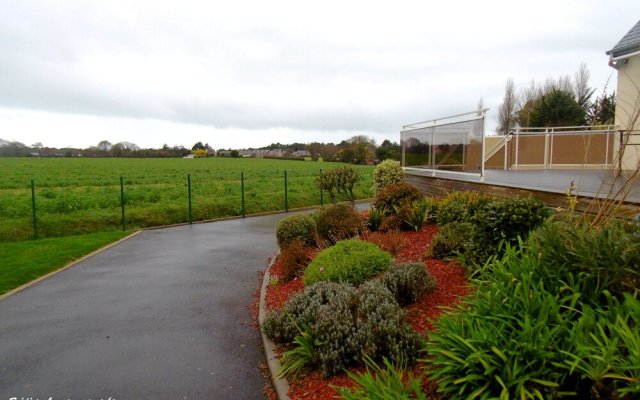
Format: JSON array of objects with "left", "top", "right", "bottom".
[{"left": 259, "top": 251, "right": 291, "bottom": 400}]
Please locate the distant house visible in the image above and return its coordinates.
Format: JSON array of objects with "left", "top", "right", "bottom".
[
  {"left": 607, "top": 19, "right": 640, "bottom": 172},
  {"left": 291, "top": 150, "right": 311, "bottom": 158}
]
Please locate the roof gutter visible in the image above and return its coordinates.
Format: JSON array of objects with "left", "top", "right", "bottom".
[{"left": 609, "top": 49, "right": 640, "bottom": 69}]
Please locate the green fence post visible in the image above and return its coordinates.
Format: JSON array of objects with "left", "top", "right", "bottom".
[
  {"left": 241, "top": 172, "right": 245, "bottom": 217},
  {"left": 188, "top": 174, "right": 193, "bottom": 224},
  {"left": 31, "top": 179, "right": 39, "bottom": 239},
  {"left": 284, "top": 170, "right": 288, "bottom": 212},
  {"left": 120, "top": 176, "right": 126, "bottom": 231},
  {"left": 319, "top": 169, "right": 323, "bottom": 206}
]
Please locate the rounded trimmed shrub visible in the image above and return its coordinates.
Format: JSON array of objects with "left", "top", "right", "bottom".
[
  {"left": 263, "top": 280, "right": 421, "bottom": 377},
  {"left": 263, "top": 281, "right": 356, "bottom": 344},
  {"left": 374, "top": 182, "right": 422, "bottom": 215},
  {"left": 382, "top": 262, "right": 436, "bottom": 305},
  {"left": 373, "top": 160, "right": 405, "bottom": 195},
  {"left": 304, "top": 239, "right": 392, "bottom": 286},
  {"left": 472, "top": 197, "right": 552, "bottom": 249},
  {"left": 276, "top": 214, "right": 317, "bottom": 249},
  {"left": 315, "top": 204, "right": 363, "bottom": 244}
]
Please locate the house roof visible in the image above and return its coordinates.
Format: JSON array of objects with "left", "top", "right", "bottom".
[{"left": 607, "top": 19, "right": 640, "bottom": 58}]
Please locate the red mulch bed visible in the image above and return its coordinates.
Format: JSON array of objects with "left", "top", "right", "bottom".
[{"left": 263, "top": 224, "right": 470, "bottom": 400}]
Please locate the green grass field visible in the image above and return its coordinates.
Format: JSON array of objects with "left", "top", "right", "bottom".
[
  {"left": 0, "top": 157, "right": 374, "bottom": 242},
  {"left": 0, "top": 230, "right": 130, "bottom": 295}
]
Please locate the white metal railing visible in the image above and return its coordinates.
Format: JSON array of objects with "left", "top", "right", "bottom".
[
  {"left": 483, "top": 132, "right": 513, "bottom": 165},
  {"left": 484, "top": 125, "right": 616, "bottom": 170}
]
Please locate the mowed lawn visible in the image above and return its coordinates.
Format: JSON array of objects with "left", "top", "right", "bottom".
[
  {"left": 0, "top": 230, "right": 130, "bottom": 295},
  {"left": 0, "top": 157, "right": 374, "bottom": 242}
]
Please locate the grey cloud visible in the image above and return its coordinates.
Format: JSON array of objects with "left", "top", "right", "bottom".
[{"left": 0, "top": 0, "right": 637, "bottom": 148}]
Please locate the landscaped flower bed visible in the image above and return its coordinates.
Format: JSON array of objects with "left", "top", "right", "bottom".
[
  {"left": 259, "top": 161, "right": 640, "bottom": 399},
  {"left": 264, "top": 222, "right": 469, "bottom": 399}
]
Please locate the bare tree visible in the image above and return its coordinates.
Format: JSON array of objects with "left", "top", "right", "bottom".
[
  {"left": 97, "top": 140, "right": 112, "bottom": 152},
  {"left": 497, "top": 78, "right": 517, "bottom": 134},
  {"left": 114, "top": 141, "right": 139, "bottom": 151},
  {"left": 574, "top": 62, "right": 595, "bottom": 113}
]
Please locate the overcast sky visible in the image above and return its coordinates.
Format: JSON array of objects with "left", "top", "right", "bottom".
[{"left": 0, "top": 1, "right": 637, "bottom": 150}]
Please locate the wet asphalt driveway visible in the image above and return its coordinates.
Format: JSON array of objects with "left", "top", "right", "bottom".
[{"left": 0, "top": 214, "right": 289, "bottom": 400}]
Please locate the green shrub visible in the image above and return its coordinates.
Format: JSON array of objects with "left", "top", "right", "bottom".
[
  {"left": 373, "top": 160, "right": 404, "bottom": 195},
  {"left": 315, "top": 204, "right": 363, "bottom": 244},
  {"left": 374, "top": 182, "right": 422, "bottom": 215},
  {"left": 279, "top": 240, "right": 312, "bottom": 282},
  {"left": 263, "top": 281, "right": 356, "bottom": 343},
  {"left": 435, "top": 191, "right": 492, "bottom": 225},
  {"left": 427, "top": 222, "right": 478, "bottom": 261},
  {"left": 264, "top": 281, "right": 421, "bottom": 377},
  {"left": 473, "top": 197, "right": 552, "bottom": 250},
  {"left": 276, "top": 214, "right": 317, "bottom": 249},
  {"left": 433, "top": 196, "right": 551, "bottom": 266},
  {"left": 434, "top": 199, "right": 469, "bottom": 225},
  {"left": 304, "top": 239, "right": 392, "bottom": 286},
  {"left": 381, "top": 262, "right": 436, "bottom": 306},
  {"left": 425, "top": 231, "right": 640, "bottom": 399}
]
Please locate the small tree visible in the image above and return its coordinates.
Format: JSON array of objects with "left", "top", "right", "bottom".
[
  {"left": 317, "top": 166, "right": 360, "bottom": 205},
  {"left": 497, "top": 78, "right": 517, "bottom": 134},
  {"left": 375, "top": 139, "right": 401, "bottom": 161},
  {"left": 192, "top": 141, "right": 206, "bottom": 151},
  {"left": 529, "top": 89, "right": 586, "bottom": 127},
  {"left": 588, "top": 92, "right": 616, "bottom": 126},
  {"left": 97, "top": 140, "right": 112, "bottom": 152}
]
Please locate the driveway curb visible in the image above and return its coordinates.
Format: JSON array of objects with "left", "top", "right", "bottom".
[{"left": 258, "top": 251, "right": 291, "bottom": 400}]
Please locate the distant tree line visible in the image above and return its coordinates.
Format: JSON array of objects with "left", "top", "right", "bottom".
[
  {"left": 496, "top": 63, "right": 616, "bottom": 134},
  {"left": 0, "top": 136, "right": 401, "bottom": 163}
]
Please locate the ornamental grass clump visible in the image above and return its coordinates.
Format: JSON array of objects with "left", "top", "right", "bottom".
[
  {"left": 334, "top": 356, "right": 428, "bottom": 400},
  {"left": 264, "top": 280, "right": 421, "bottom": 377},
  {"left": 315, "top": 204, "right": 363, "bottom": 245},
  {"left": 366, "top": 205, "right": 386, "bottom": 231},
  {"left": 275, "top": 214, "right": 317, "bottom": 249},
  {"left": 304, "top": 239, "right": 392, "bottom": 286}
]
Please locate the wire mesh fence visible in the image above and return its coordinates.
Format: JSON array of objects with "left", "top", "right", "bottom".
[{"left": 1, "top": 168, "right": 371, "bottom": 243}]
